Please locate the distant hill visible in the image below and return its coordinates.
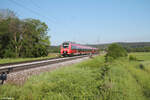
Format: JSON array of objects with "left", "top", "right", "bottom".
[
  {"left": 117, "top": 42, "right": 150, "bottom": 48},
  {"left": 89, "top": 42, "right": 150, "bottom": 49}
]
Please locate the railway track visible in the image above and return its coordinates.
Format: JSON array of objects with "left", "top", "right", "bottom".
[
  {"left": 0, "top": 55, "right": 89, "bottom": 73},
  {"left": 0, "top": 56, "right": 61, "bottom": 67},
  {"left": 0, "top": 55, "right": 89, "bottom": 84}
]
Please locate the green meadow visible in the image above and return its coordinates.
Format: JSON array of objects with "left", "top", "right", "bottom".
[
  {"left": 0, "top": 52, "right": 150, "bottom": 100},
  {"left": 0, "top": 53, "right": 59, "bottom": 64}
]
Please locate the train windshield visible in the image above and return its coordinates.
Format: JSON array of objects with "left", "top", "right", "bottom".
[{"left": 63, "top": 42, "right": 69, "bottom": 48}]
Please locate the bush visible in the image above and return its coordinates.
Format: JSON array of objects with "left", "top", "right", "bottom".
[
  {"left": 105, "top": 43, "right": 127, "bottom": 60},
  {"left": 139, "top": 64, "right": 145, "bottom": 70},
  {"left": 129, "top": 55, "right": 137, "bottom": 61},
  {"left": 105, "top": 56, "right": 114, "bottom": 63},
  {"left": 3, "top": 49, "right": 16, "bottom": 58}
]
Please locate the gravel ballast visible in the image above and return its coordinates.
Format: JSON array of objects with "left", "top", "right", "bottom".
[{"left": 5, "top": 56, "right": 89, "bottom": 85}]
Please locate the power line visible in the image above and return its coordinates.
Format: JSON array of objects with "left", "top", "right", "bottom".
[
  {"left": 29, "top": 0, "right": 57, "bottom": 22},
  {"left": 30, "top": 0, "right": 41, "bottom": 10},
  {"left": 8, "top": 0, "right": 55, "bottom": 24}
]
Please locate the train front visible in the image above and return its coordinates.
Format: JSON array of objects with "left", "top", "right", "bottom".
[{"left": 60, "top": 42, "right": 71, "bottom": 56}]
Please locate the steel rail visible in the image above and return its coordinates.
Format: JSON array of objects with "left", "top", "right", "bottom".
[
  {"left": 0, "top": 57, "right": 60, "bottom": 67},
  {"left": 0, "top": 55, "right": 96, "bottom": 84},
  {"left": 0, "top": 55, "right": 88, "bottom": 74}
]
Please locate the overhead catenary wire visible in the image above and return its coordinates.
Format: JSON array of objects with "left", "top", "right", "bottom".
[
  {"left": 8, "top": 0, "right": 55, "bottom": 24},
  {"left": 30, "top": 0, "right": 42, "bottom": 10},
  {"left": 29, "top": 0, "right": 57, "bottom": 22}
]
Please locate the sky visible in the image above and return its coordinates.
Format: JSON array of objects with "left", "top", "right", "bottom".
[{"left": 0, "top": 0, "right": 150, "bottom": 45}]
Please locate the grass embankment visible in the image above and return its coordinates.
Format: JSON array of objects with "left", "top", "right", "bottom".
[
  {"left": 0, "top": 53, "right": 150, "bottom": 100},
  {"left": 127, "top": 52, "right": 150, "bottom": 97},
  {"left": 0, "top": 53, "right": 59, "bottom": 64},
  {"left": 130, "top": 52, "right": 150, "bottom": 72}
]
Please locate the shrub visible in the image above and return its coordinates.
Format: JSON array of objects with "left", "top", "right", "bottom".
[
  {"left": 129, "top": 55, "right": 137, "bottom": 61},
  {"left": 105, "top": 43, "right": 127, "bottom": 60},
  {"left": 3, "top": 49, "right": 16, "bottom": 58},
  {"left": 105, "top": 56, "right": 114, "bottom": 63},
  {"left": 139, "top": 64, "right": 145, "bottom": 70}
]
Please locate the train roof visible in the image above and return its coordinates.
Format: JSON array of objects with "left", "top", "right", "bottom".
[{"left": 62, "top": 41, "right": 98, "bottom": 49}]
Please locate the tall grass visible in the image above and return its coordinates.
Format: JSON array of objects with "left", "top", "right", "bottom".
[
  {"left": 0, "top": 56, "right": 106, "bottom": 100},
  {"left": 125, "top": 61, "right": 150, "bottom": 98},
  {"left": 128, "top": 52, "right": 150, "bottom": 98}
]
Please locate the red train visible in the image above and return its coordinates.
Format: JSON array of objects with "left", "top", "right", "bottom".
[{"left": 60, "top": 42, "right": 99, "bottom": 56}]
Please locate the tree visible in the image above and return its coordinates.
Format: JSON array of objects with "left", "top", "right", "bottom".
[
  {"left": 105, "top": 43, "right": 127, "bottom": 59},
  {"left": 20, "top": 19, "right": 50, "bottom": 57},
  {"left": 0, "top": 9, "right": 21, "bottom": 58},
  {"left": 0, "top": 9, "right": 50, "bottom": 58},
  {"left": 0, "top": 9, "right": 16, "bottom": 19}
]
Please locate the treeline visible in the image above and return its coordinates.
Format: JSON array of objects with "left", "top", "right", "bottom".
[
  {"left": 90, "top": 42, "right": 150, "bottom": 52},
  {"left": 117, "top": 42, "right": 150, "bottom": 52},
  {"left": 0, "top": 9, "right": 50, "bottom": 58},
  {"left": 49, "top": 46, "right": 60, "bottom": 53},
  {"left": 124, "top": 47, "right": 150, "bottom": 52}
]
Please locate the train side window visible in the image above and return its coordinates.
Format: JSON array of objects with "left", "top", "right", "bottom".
[{"left": 71, "top": 46, "right": 78, "bottom": 50}]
